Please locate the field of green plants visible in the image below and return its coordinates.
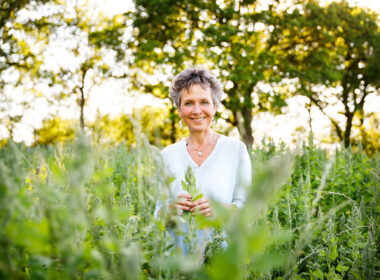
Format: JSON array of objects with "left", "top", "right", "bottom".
[{"left": 0, "top": 134, "right": 378, "bottom": 279}]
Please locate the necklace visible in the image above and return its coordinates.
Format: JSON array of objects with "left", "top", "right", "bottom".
[{"left": 186, "top": 133, "right": 215, "bottom": 157}]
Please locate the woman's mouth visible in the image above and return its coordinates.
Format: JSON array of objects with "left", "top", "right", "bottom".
[{"left": 191, "top": 117, "right": 205, "bottom": 122}]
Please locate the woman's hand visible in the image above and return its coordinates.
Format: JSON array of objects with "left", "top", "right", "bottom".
[
  {"left": 190, "top": 197, "right": 213, "bottom": 217},
  {"left": 171, "top": 193, "right": 193, "bottom": 215}
]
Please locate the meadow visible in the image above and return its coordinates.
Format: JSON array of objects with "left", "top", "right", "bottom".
[{"left": 0, "top": 134, "right": 378, "bottom": 279}]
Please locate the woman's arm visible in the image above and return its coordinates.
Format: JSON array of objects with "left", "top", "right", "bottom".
[{"left": 231, "top": 142, "right": 252, "bottom": 208}]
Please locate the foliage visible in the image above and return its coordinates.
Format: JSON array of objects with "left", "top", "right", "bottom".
[
  {"left": 181, "top": 166, "right": 201, "bottom": 201},
  {"left": 130, "top": 0, "right": 289, "bottom": 147},
  {"left": 93, "top": 106, "right": 188, "bottom": 147},
  {"left": 128, "top": 0, "right": 201, "bottom": 143},
  {"left": 257, "top": 139, "right": 379, "bottom": 279},
  {"left": 130, "top": 0, "right": 380, "bottom": 150},
  {"left": 1, "top": 0, "right": 379, "bottom": 154},
  {"left": 0, "top": 133, "right": 378, "bottom": 279},
  {"left": 37, "top": 0, "right": 129, "bottom": 131},
  {"left": 352, "top": 112, "right": 380, "bottom": 156},
  {"left": 33, "top": 116, "right": 76, "bottom": 145},
  {"left": 0, "top": 0, "right": 62, "bottom": 137},
  {"left": 180, "top": 166, "right": 203, "bottom": 254},
  {"left": 270, "top": 0, "right": 380, "bottom": 148},
  {"left": 0, "top": 0, "right": 59, "bottom": 85},
  {"left": 32, "top": 106, "right": 189, "bottom": 147},
  {"left": 0, "top": 134, "right": 168, "bottom": 279}
]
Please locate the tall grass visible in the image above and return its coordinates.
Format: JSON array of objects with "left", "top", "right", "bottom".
[{"left": 0, "top": 134, "right": 378, "bottom": 279}]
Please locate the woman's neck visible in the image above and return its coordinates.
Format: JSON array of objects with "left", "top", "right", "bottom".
[{"left": 188, "top": 129, "right": 214, "bottom": 147}]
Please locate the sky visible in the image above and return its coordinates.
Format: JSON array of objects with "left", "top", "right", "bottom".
[{"left": 2, "top": 0, "right": 379, "bottom": 147}]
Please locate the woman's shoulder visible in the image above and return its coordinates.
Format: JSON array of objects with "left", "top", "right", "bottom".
[
  {"left": 160, "top": 139, "right": 185, "bottom": 157},
  {"left": 219, "top": 135, "right": 247, "bottom": 149}
]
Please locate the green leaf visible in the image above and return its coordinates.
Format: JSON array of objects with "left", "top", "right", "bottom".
[
  {"left": 192, "top": 193, "right": 203, "bottom": 201},
  {"left": 328, "top": 244, "right": 338, "bottom": 261},
  {"left": 155, "top": 220, "right": 165, "bottom": 232},
  {"left": 311, "top": 269, "right": 325, "bottom": 279},
  {"left": 181, "top": 180, "right": 188, "bottom": 190},
  {"left": 336, "top": 264, "right": 349, "bottom": 272},
  {"left": 5, "top": 219, "right": 51, "bottom": 254}
]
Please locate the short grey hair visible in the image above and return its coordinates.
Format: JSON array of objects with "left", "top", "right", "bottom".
[{"left": 169, "top": 68, "right": 223, "bottom": 108}]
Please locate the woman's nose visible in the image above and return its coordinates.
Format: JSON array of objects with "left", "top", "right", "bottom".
[{"left": 193, "top": 103, "right": 201, "bottom": 113}]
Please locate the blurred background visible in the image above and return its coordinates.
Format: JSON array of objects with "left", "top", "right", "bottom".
[{"left": 1, "top": 0, "right": 379, "bottom": 153}]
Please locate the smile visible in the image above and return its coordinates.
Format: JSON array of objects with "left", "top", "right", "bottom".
[{"left": 190, "top": 117, "right": 206, "bottom": 121}]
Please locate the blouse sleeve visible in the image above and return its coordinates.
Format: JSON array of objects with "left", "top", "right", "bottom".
[
  {"left": 154, "top": 200, "right": 163, "bottom": 219},
  {"left": 154, "top": 150, "right": 168, "bottom": 219},
  {"left": 231, "top": 142, "right": 252, "bottom": 208},
  {"left": 154, "top": 196, "right": 174, "bottom": 218}
]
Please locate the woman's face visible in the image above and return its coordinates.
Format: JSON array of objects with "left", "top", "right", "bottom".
[{"left": 178, "top": 84, "right": 216, "bottom": 133}]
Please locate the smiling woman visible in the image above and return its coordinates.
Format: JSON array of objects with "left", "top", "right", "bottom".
[
  {"left": 179, "top": 84, "right": 217, "bottom": 159},
  {"left": 155, "top": 68, "right": 252, "bottom": 255}
]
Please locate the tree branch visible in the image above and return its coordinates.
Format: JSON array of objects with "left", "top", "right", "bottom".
[{"left": 309, "top": 95, "right": 343, "bottom": 141}]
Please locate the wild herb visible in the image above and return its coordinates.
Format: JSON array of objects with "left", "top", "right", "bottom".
[
  {"left": 181, "top": 165, "right": 203, "bottom": 201},
  {"left": 0, "top": 136, "right": 378, "bottom": 279},
  {"left": 180, "top": 166, "right": 203, "bottom": 255}
]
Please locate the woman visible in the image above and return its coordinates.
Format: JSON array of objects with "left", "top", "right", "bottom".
[{"left": 155, "top": 68, "right": 252, "bottom": 253}]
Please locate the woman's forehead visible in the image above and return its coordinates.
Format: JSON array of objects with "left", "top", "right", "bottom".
[{"left": 181, "top": 84, "right": 212, "bottom": 98}]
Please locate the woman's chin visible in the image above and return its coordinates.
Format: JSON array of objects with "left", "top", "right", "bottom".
[{"left": 188, "top": 125, "right": 211, "bottom": 133}]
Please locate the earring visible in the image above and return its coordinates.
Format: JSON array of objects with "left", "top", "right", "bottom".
[{"left": 179, "top": 119, "right": 183, "bottom": 128}]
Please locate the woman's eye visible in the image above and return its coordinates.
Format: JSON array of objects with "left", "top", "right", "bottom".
[
  {"left": 202, "top": 101, "right": 209, "bottom": 105},
  {"left": 185, "top": 102, "right": 192, "bottom": 106}
]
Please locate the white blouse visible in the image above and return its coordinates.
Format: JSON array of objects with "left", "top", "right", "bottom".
[{"left": 155, "top": 135, "right": 252, "bottom": 217}]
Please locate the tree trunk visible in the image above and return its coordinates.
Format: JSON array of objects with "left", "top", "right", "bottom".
[
  {"left": 359, "top": 109, "right": 367, "bottom": 149},
  {"left": 239, "top": 107, "right": 254, "bottom": 148},
  {"left": 226, "top": 86, "right": 254, "bottom": 148},
  {"left": 357, "top": 85, "right": 369, "bottom": 149},
  {"left": 307, "top": 102, "right": 313, "bottom": 135},
  {"left": 79, "top": 88, "right": 85, "bottom": 131},
  {"left": 78, "top": 65, "right": 88, "bottom": 131},
  {"left": 344, "top": 112, "right": 353, "bottom": 148}
]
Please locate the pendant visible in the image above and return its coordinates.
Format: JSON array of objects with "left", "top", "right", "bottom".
[{"left": 198, "top": 151, "right": 203, "bottom": 156}]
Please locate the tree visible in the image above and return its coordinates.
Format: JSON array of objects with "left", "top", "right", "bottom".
[
  {"left": 90, "top": 106, "right": 188, "bottom": 146},
  {"left": 128, "top": 0, "right": 202, "bottom": 143},
  {"left": 0, "top": 0, "right": 61, "bottom": 140},
  {"left": 0, "top": 0, "right": 58, "bottom": 85},
  {"left": 38, "top": 0, "right": 128, "bottom": 131},
  {"left": 33, "top": 116, "right": 75, "bottom": 145},
  {"left": 33, "top": 106, "right": 188, "bottom": 146},
  {"left": 270, "top": 0, "right": 380, "bottom": 147},
  {"left": 130, "top": 0, "right": 286, "bottom": 147},
  {"left": 198, "top": 1, "right": 285, "bottom": 147}
]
